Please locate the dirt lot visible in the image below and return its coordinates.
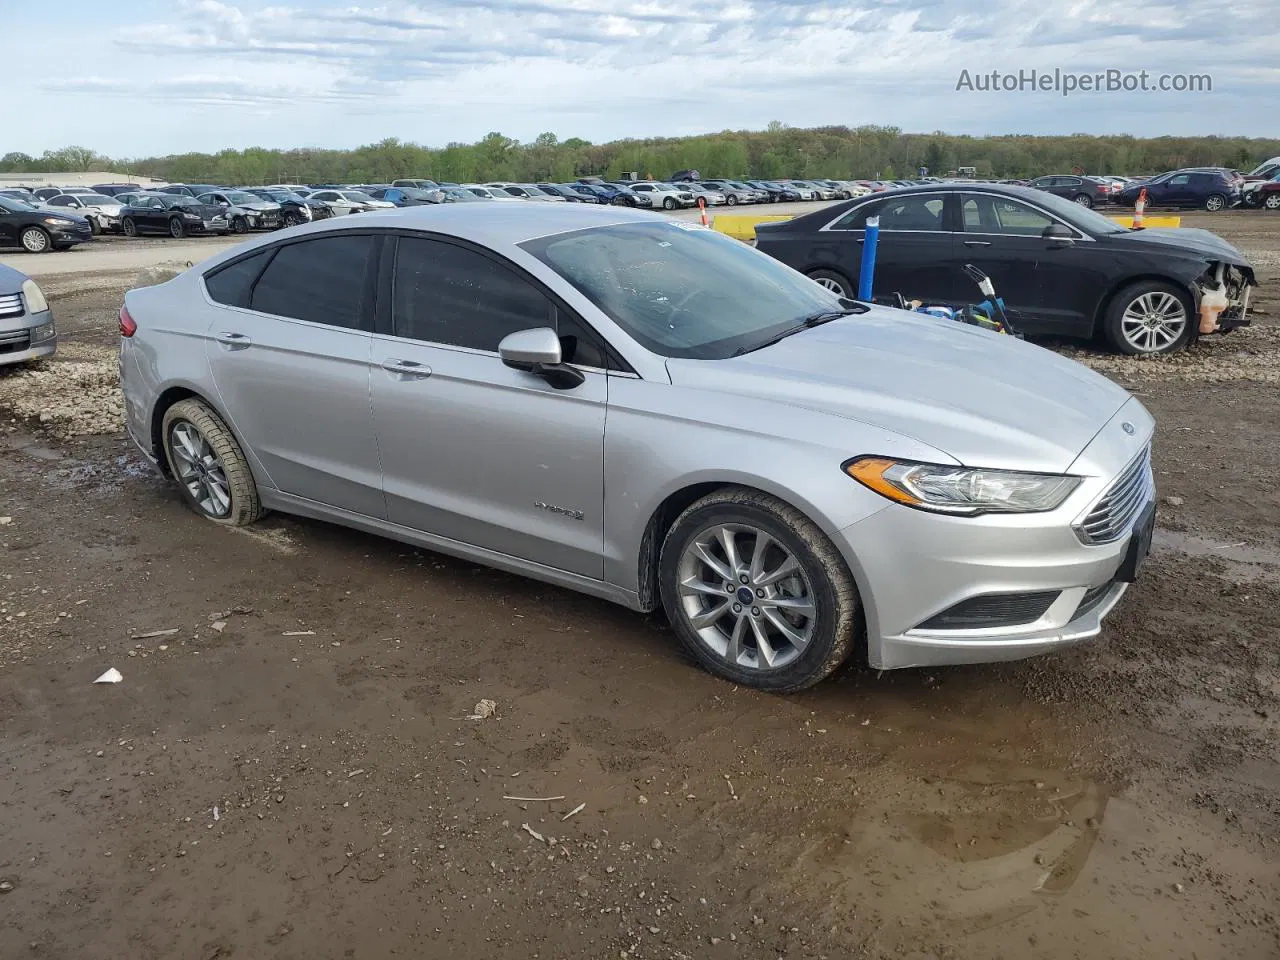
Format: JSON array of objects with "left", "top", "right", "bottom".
[{"left": 1, "top": 211, "right": 1278, "bottom": 960}]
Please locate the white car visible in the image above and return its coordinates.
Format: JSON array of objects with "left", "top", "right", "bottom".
[
  {"left": 463, "top": 184, "right": 524, "bottom": 201},
  {"left": 308, "top": 190, "right": 393, "bottom": 215},
  {"left": 42, "top": 193, "right": 124, "bottom": 235},
  {"left": 628, "top": 182, "right": 697, "bottom": 209}
]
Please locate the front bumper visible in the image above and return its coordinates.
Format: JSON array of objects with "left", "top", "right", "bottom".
[
  {"left": 838, "top": 398, "right": 1155, "bottom": 670},
  {"left": 0, "top": 308, "right": 57, "bottom": 367},
  {"left": 49, "top": 223, "right": 91, "bottom": 245}
]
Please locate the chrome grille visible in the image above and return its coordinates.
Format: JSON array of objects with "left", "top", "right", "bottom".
[
  {"left": 1074, "top": 447, "right": 1153, "bottom": 544},
  {"left": 0, "top": 292, "right": 24, "bottom": 319}
]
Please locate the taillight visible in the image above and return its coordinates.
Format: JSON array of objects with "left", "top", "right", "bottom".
[{"left": 119, "top": 305, "right": 137, "bottom": 338}]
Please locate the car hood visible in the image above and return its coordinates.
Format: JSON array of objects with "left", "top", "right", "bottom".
[
  {"left": 665, "top": 308, "right": 1132, "bottom": 473},
  {"left": 1116, "top": 227, "right": 1253, "bottom": 270},
  {"left": 85, "top": 203, "right": 123, "bottom": 215},
  {"left": 233, "top": 201, "right": 280, "bottom": 212},
  {"left": 0, "top": 262, "right": 28, "bottom": 294}
]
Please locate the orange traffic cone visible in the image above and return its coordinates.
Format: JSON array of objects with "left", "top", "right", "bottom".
[
  {"left": 698, "top": 197, "right": 709, "bottom": 226},
  {"left": 1133, "top": 188, "right": 1147, "bottom": 230}
]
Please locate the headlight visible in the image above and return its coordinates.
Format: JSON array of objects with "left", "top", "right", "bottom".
[
  {"left": 845, "top": 457, "right": 1081, "bottom": 515},
  {"left": 29, "top": 321, "right": 56, "bottom": 343},
  {"left": 42, "top": 217, "right": 74, "bottom": 226},
  {"left": 184, "top": 212, "right": 201, "bottom": 219},
  {"left": 21, "top": 279, "right": 48, "bottom": 313}
]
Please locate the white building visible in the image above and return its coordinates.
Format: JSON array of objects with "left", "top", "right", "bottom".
[{"left": 0, "top": 171, "right": 167, "bottom": 189}]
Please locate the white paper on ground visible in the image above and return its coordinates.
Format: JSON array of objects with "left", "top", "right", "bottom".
[{"left": 93, "top": 668, "right": 123, "bottom": 684}]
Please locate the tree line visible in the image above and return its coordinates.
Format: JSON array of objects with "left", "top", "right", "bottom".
[{"left": 4, "top": 126, "right": 1278, "bottom": 186}]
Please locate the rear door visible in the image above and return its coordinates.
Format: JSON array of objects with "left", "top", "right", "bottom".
[
  {"left": 823, "top": 192, "right": 959, "bottom": 302},
  {"left": 958, "top": 192, "right": 1097, "bottom": 336},
  {"left": 369, "top": 234, "right": 608, "bottom": 577},
  {"left": 203, "top": 233, "right": 386, "bottom": 517}
]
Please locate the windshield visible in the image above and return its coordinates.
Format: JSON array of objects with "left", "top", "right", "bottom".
[
  {"left": 77, "top": 195, "right": 117, "bottom": 206},
  {"left": 224, "top": 191, "right": 259, "bottom": 203},
  {"left": 1029, "top": 190, "right": 1127, "bottom": 234},
  {"left": 0, "top": 195, "right": 37, "bottom": 211},
  {"left": 522, "top": 221, "right": 849, "bottom": 360}
]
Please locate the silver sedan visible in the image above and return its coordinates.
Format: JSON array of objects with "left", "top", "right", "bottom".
[
  {"left": 119, "top": 204, "right": 1155, "bottom": 691},
  {"left": 0, "top": 263, "right": 56, "bottom": 366}
]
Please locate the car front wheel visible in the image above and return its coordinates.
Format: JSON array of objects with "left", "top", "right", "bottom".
[
  {"left": 122, "top": 217, "right": 138, "bottom": 238},
  {"left": 1204, "top": 193, "right": 1227, "bottom": 212},
  {"left": 231, "top": 216, "right": 249, "bottom": 234},
  {"left": 660, "top": 488, "right": 859, "bottom": 692},
  {"left": 169, "top": 218, "right": 186, "bottom": 239},
  {"left": 20, "top": 227, "right": 51, "bottom": 253},
  {"left": 806, "top": 268, "right": 854, "bottom": 298},
  {"left": 1105, "top": 280, "right": 1193, "bottom": 355},
  {"left": 161, "top": 399, "right": 263, "bottom": 526}
]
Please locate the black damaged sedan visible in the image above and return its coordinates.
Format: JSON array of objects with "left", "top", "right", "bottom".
[
  {"left": 755, "top": 183, "right": 1257, "bottom": 355},
  {"left": 120, "top": 193, "right": 230, "bottom": 239}
]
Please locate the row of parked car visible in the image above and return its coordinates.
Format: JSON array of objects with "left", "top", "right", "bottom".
[{"left": 1009, "top": 157, "right": 1280, "bottom": 211}]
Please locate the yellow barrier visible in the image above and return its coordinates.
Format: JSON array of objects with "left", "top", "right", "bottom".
[
  {"left": 1107, "top": 215, "right": 1181, "bottom": 228},
  {"left": 711, "top": 214, "right": 794, "bottom": 241}
]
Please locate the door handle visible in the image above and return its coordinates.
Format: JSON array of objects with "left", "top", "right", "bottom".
[
  {"left": 382, "top": 359, "right": 432, "bottom": 380},
  {"left": 963, "top": 240, "right": 992, "bottom": 247},
  {"left": 215, "top": 332, "right": 252, "bottom": 349}
]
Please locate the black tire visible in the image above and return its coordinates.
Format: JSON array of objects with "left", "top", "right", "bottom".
[
  {"left": 1204, "top": 193, "right": 1227, "bottom": 212},
  {"left": 1103, "top": 280, "right": 1194, "bottom": 356},
  {"left": 231, "top": 216, "right": 249, "bottom": 235},
  {"left": 19, "top": 226, "right": 52, "bottom": 253},
  {"left": 1072, "top": 193, "right": 1094, "bottom": 208},
  {"left": 169, "top": 217, "right": 185, "bottom": 239},
  {"left": 161, "top": 398, "right": 263, "bottom": 526},
  {"left": 122, "top": 217, "right": 138, "bottom": 238},
  {"left": 806, "top": 268, "right": 854, "bottom": 298},
  {"left": 659, "top": 487, "right": 860, "bottom": 692},
  {"left": 282, "top": 212, "right": 302, "bottom": 227},
  {"left": 726, "top": 194, "right": 738, "bottom": 206},
  {"left": 662, "top": 197, "right": 676, "bottom": 210},
  {"left": 1264, "top": 193, "right": 1280, "bottom": 211},
  {"left": 88, "top": 218, "right": 101, "bottom": 237}
]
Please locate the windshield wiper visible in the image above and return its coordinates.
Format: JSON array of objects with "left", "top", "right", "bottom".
[{"left": 732, "top": 307, "right": 862, "bottom": 357}]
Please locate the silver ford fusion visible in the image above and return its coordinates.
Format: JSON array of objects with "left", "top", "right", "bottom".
[
  {"left": 0, "top": 263, "right": 56, "bottom": 366},
  {"left": 118, "top": 204, "right": 1155, "bottom": 691}
]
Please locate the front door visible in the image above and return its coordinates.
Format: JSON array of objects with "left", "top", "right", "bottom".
[
  {"left": 203, "top": 234, "right": 386, "bottom": 517},
  {"left": 958, "top": 193, "right": 1098, "bottom": 337},
  {"left": 370, "top": 234, "right": 607, "bottom": 578}
]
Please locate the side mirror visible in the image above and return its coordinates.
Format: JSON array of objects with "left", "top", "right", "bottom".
[
  {"left": 219, "top": 201, "right": 230, "bottom": 207},
  {"left": 1042, "top": 222, "right": 1075, "bottom": 245},
  {"left": 499, "top": 327, "right": 584, "bottom": 390}
]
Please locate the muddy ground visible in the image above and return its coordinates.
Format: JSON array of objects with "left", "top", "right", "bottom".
[{"left": 1, "top": 211, "right": 1278, "bottom": 960}]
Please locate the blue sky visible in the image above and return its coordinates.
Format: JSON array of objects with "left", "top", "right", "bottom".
[{"left": 7, "top": 0, "right": 1278, "bottom": 158}]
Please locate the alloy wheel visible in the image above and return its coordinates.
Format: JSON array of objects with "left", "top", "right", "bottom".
[
  {"left": 1265, "top": 194, "right": 1280, "bottom": 211},
  {"left": 1205, "top": 194, "right": 1226, "bottom": 212},
  {"left": 20, "top": 228, "right": 50, "bottom": 253},
  {"left": 168, "top": 421, "right": 232, "bottom": 518},
  {"left": 1120, "top": 290, "right": 1188, "bottom": 353},
  {"left": 675, "top": 523, "right": 816, "bottom": 672},
  {"left": 815, "top": 276, "right": 844, "bottom": 293},
  {"left": 1073, "top": 194, "right": 1093, "bottom": 207}
]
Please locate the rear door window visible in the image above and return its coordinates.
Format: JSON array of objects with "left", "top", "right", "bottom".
[
  {"left": 250, "top": 235, "right": 376, "bottom": 329},
  {"left": 204, "top": 250, "right": 274, "bottom": 309}
]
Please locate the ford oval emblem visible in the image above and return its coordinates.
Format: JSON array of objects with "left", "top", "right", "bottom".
[{"left": 1121, "top": 422, "right": 1136, "bottom": 435}]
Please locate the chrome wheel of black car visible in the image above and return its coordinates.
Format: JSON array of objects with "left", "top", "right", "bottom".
[
  {"left": 122, "top": 218, "right": 138, "bottom": 238},
  {"left": 1073, "top": 194, "right": 1093, "bottom": 207},
  {"left": 169, "top": 218, "right": 185, "bottom": 239},
  {"left": 20, "top": 227, "right": 51, "bottom": 253},
  {"left": 807, "top": 268, "right": 853, "bottom": 298},
  {"left": 1105, "top": 281, "right": 1193, "bottom": 356}
]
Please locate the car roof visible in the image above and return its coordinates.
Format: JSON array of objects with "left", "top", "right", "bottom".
[{"left": 226, "top": 201, "right": 659, "bottom": 250}]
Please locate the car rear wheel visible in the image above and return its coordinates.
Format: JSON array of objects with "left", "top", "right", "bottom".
[
  {"left": 169, "top": 217, "right": 185, "bottom": 239},
  {"left": 659, "top": 488, "right": 859, "bottom": 691},
  {"left": 806, "top": 268, "right": 854, "bottom": 298},
  {"left": 1105, "top": 280, "right": 1193, "bottom": 355},
  {"left": 122, "top": 217, "right": 138, "bottom": 238},
  {"left": 1264, "top": 193, "right": 1280, "bottom": 211},
  {"left": 1072, "top": 193, "right": 1093, "bottom": 207},
  {"left": 20, "top": 227, "right": 51, "bottom": 253},
  {"left": 161, "top": 399, "right": 263, "bottom": 526},
  {"left": 1204, "top": 193, "right": 1227, "bottom": 212}
]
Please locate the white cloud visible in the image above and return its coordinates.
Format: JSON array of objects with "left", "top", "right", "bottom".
[{"left": 5, "top": 0, "right": 1276, "bottom": 156}]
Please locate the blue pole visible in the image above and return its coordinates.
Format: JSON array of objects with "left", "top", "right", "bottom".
[{"left": 857, "top": 216, "right": 879, "bottom": 301}]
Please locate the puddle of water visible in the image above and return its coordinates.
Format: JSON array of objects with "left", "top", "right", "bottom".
[
  {"left": 1154, "top": 530, "right": 1280, "bottom": 584},
  {"left": 17, "top": 443, "right": 63, "bottom": 462}
]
